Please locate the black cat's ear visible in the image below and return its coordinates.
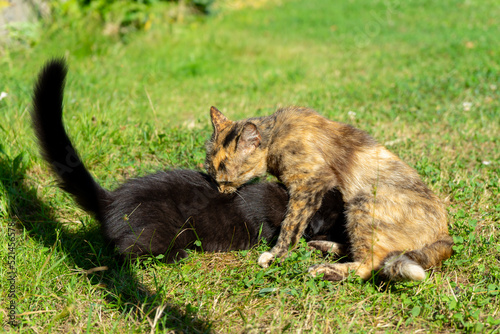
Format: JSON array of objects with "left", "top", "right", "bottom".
[
  {"left": 210, "top": 106, "right": 231, "bottom": 135},
  {"left": 238, "top": 122, "right": 261, "bottom": 154}
]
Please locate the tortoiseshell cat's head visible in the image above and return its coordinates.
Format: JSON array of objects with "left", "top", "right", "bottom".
[{"left": 205, "top": 106, "right": 267, "bottom": 193}]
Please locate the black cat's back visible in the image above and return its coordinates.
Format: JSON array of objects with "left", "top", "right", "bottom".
[{"left": 104, "top": 170, "right": 291, "bottom": 258}]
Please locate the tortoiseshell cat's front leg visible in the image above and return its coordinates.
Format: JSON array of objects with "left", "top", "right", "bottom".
[{"left": 258, "top": 188, "right": 326, "bottom": 267}]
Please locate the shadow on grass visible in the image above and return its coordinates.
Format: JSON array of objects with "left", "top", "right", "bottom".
[{"left": 0, "top": 151, "right": 212, "bottom": 333}]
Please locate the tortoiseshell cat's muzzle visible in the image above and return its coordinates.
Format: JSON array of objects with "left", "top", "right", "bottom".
[{"left": 218, "top": 184, "right": 237, "bottom": 194}]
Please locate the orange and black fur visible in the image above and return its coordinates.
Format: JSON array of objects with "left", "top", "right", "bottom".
[
  {"left": 31, "top": 59, "right": 347, "bottom": 262},
  {"left": 205, "top": 106, "right": 453, "bottom": 281}
]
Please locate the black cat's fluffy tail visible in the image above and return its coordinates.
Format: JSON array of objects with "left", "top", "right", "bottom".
[{"left": 31, "top": 58, "right": 110, "bottom": 218}]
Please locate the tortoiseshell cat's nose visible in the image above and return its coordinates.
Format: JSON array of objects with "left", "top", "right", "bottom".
[{"left": 218, "top": 184, "right": 237, "bottom": 194}]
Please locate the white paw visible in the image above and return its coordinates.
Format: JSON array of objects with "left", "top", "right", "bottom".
[{"left": 258, "top": 252, "right": 274, "bottom": 268}]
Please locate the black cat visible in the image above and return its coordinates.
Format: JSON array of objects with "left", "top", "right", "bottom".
[{"left": 31, "top": 59, "right": 346, "bottom": 262}]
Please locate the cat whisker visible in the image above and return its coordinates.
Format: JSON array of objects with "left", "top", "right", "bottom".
[{"left": 233, "top": 189, "right": 247, "bottom": 204}]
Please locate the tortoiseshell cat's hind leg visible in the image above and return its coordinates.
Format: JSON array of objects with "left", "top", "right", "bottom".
[
  {"left": 308, "top": 261, "right": 376, "bottom": 281},
  {"left": 308, "top": 252, "right": 428, "bottom": 281},
  {"left": 309, "top": 236, "right": 453, "bottom": 282},
  {"left": 308, "top": 241, "right": 396, "bottom": 281},
  {"left": 307, "top": 193, "right": 450, "bottom": 282},
  {"left": 308, "top": 193, "right": 410, "bottom": 281}
]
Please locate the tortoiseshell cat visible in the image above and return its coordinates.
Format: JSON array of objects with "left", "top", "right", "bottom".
[
  {"left": 31, "top": 59, "right": 346, "bottom": 262},
  {"left": 205, "top": 106, "right": 453, "bottom": 281}
]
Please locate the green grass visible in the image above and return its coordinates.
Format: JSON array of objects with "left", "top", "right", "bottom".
[{"left": 1, "top": 0, "right": 499, "bottom": 332}]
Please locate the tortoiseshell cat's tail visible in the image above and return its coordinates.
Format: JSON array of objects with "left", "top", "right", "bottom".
[
  {"left": 31, "top": 58, "right": 110, "bottom": 219},
  {"left": 381, "top": 235, "right": 454, "bottom": 281}
]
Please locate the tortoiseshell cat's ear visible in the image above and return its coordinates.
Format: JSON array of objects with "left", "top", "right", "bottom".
[
  {"left": 210, "top": 106, "right": 231, "bottom": 135},
  {"left": 238, "top": 122, "right": 261, "bottom": 153}
]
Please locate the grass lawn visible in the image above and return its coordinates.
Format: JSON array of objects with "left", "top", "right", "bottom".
[{"left": 1, "top": 0, "right": 499, "bottom": 332}]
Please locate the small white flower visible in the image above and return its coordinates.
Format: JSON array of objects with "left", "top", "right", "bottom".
[
  {"left": 348, "top": 111, "right": 356, "bottom": 121},
  {"left": 482, "top": 161, "right": 491, "bottom": 165},
  {"left": 0, "top": 92, "right": 7, "bottom": 101},
  {"left": 490, "top": 84, "right": 497, "bottom": 91},
  {"left": 462, "top": 102, "right": 472, "bottom": 111}
]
